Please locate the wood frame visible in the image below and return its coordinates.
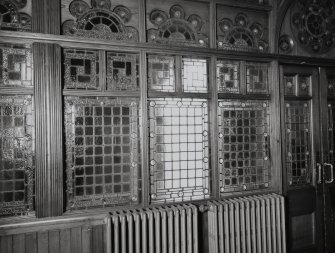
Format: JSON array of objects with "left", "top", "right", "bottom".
[{"left": 1, "top": 0, "right": 335, "bottom": 220}]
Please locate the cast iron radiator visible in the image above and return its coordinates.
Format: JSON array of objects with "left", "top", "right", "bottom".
[
  {"left": 109, "top": 204, "right": 198, "bottom": 253},
  {"left": 208, "top": 193, "right": 286, "bottom": 253}
]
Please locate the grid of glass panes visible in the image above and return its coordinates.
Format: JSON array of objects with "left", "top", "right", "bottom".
[
  {"left": 149, "top": 98, "right": 210, "bottom": 203},
  {"left": 246, "top": 62, "right": 268, "bottom": 94},
  {"left": 0, "top": 96, "right": 34, "bottom": 216},
  {"left": 65, "top": 97, "right": 140, "bottom": 209},
  {"left": 148, "top": 55, "right": 175, "bottom": 92},
  {"left": 63, "top": 49, "right": 99, "bottom": 90},
  {"left": 218, "top": 100, "right": 270, "bottom": 193},
  {"left": 217, "top": 60, "right": 240, "bottom": 93},
  {"left": 182, "top": 58, "right": 208, "bottom": 93},
  {"left": 0, "top": 44, "right": 32, "bottom": 87},
  {"left": 106, "top": 52, "right": 139, "bottom": 91},
  {"left": 285, "top": 101, "right": 311, "bottom": 186}
]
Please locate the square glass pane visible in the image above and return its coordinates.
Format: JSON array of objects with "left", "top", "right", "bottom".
[
  {"left": 0, "top": 96, "right": 34, "bottom": 216},
  {"left": 218, "top": 100, "right": 270, "bottom": 193},
  {"left": 149, "top": 98, "right": 210, "bottom": 203},
  {"left": 246, "top": 62, "right": 268, "bottom": 94},
  {"left": 65, "top": 97, "right": 140, "bottom": 209},
  {"left": 0, "top": 44, "right": 32, "bottom": 87},
  {"left": 63, "top": 49, "right": 99, "bottom": 90},
  {"left": 217, "top": 60, "right": 240, "bottom": 93},
  {"left": 182, "top": 58, "right": 208, "bottom": 93},
  {"left": 148, "top": 55, "right": 175, "bottom": 92},
  {"left": 106, "top": 52, "right": 139, "bottom": 91}
]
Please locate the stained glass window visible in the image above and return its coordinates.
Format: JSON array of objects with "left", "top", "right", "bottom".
[
  {"left": 328, "top": 77, "right": 335, "bottom": 97},
  {"left": 217, "top": 60, "right": 240, "bottom": 94},
  {"left": 0, "top": 96, "right": 34, "bottom": 216},
  {"left": 64, "top": 49, "right": 99, "bottom": 90},
  {"left": 148, "top": 55, "right": 175, "bottom": 92},
  {"left": 246, "top": 62, "right": 268, "bottom": 94},
  {"left": 218, "top": 100, "right": 270, "bottom": 193},
  {"left": 285, "top": 101, "right": 311, "bottom": 186},
  {"left": 298, "top": 75, "right": 311, "bottom": 96},
  {"left": 0, "top": 44, "right": 32, "bottom": 87},
  {"left": 65, "top": 97, "right": 140, "bottom": 210},
  {"left": 182, "top": 58, "right": 208, "bottom": 93},
  {"left": 149, "top": 98, "right": 210, "bottom": 203},
  {"left": 106, "top": 52, "right": 139, "bottom": 91},
  {"left": 328, "top": 103, "right": 335, "bottom": 165}
]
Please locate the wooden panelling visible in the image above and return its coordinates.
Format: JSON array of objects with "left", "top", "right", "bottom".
[
  {"left": 33, "top": 43, "right": 63, "bottom": 218},
  {"left": 32, "top": 0, "right": 61, "bottom": 34},
  {"left": 0, "top": 215, "right": 109, "bottom": 253}
]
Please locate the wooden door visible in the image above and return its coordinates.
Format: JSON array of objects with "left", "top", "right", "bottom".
[
  {"left": 320, "top": 67, "right": 335, "bottom": 253},
  {"left": 280, "top": 65, "right": 324, "bottom": 253}
]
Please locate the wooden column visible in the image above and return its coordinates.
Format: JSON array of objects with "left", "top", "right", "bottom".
[
  {"left": 32, "top": 0, "right": 63, "bottom": 217},
  {"left": 33, "top": 43, "right": 63, "bottom": 217}
]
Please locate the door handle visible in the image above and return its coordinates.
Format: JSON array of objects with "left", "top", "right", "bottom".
[
  {"left": 316, "top": 163, "right": 322, "bottom": 184},
  {"left": 324, "top": 163, "right": 334, "bottom": 184}
]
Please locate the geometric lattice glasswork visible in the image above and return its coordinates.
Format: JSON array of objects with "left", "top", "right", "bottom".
[
  {"left": 0, "top": 44, "right": 32, "bottom": 87},
  {"left": 65, "top": 97, "right": 140, "bottom": 210},
  {"left": 63, "top": 49, "right": 99, "bottom": 90},
  {"left": 0, "top": 95, "right": 34, "bottom": 216},
  {"left": 182, "top": 58, "right": 208, "bottom": 93},
  {"left": 285, "top": 101, "right": 311, "bottom": 186},
  {"left": 148, "top": 55, "right": 175, "bottom": 92},
  {"left": 106, "top": 52, "right": 139, "bottom": 91},
  {"left": 246, "top": 62, "right": 268, "bottom": 94},
  {"left": 149, "top": 98, "right": 209, "bottom": 203},
  {"left": 216, "top": 60, "right": 240, "bottom": 93},
  {"left": 297, "top": 75, "right": 311, "bottom": 96},
  {"left": 218, "top": 100, "right": 270, "bottom": 193}
]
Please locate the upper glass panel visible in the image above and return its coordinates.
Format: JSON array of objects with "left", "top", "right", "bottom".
[
  {"left": 182, "top": 58, "right": 208, "bottom": 93},
  {"left": 61, "top": 0, "right": 139, "bottom": 42},
  {"left": 0, "top": 44, "right": 33, "bottom": 87},
  {"left": 284, "top": 74, "right": 312, "bottom": 97},
  {"left": 246, "top": 62, "right": 269, "bottom": 94},
  {"left": 106, "top": 52, "right": 139, "bottom": 91},
  {"left": 146, "top": 0, "right": 209, "bottom": 47},
  {"left": 217, "top": 5, "right": 269, "bottom": 52},
  {"left": 63, "top": 48, "right": 100, "bottom": 90},
  {"left": 217, "top": 60, "right": 240, "bottom": 94},
  {"left": 0, "top": 0, "right": 31, "bottom": 32}
]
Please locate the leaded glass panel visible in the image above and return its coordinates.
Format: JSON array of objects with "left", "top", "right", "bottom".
[
  {"left": 182, "top": 58, "right": 208, "bottom": 93},
  {"left": 65, "top": 97, "right": 140, "bottom": 210},
  {"left": 284, "top": 75, "right": 296, "bottom": 96},
  {"left": 148, "top": 55, "right": 175, "bottom": 92},
  {"left": 218, "top": 100, "right": 270, "bottom": 193},
  {"left": 0, "top": 96, "right": 34, "bottom": 216},
  {"left": 106, "top": 52, "right": 139, "bottom": 91},
  {"left": 246, "top": 62, "right": 268, "bottom": 94},
  {"left": 149, "top": 98, "right": 209, "bottom": 203},
  {"left": 297, "top": 75, "right": 311, "bottom": 96},
  {"left": 328, "top": 103, "right": 335, "bottom": 165},
  {"left": 64, "top": 49, "right": 99, "bottom": 90},
  {"left": 328, "top": 78, "right": 335, "bottom": 97},
  {"left": 285, "top": 101, "right": 311, "bottom": 186},
  {"left": 0, "top": 44, "right": 32, "bottom": 87},
  {"left": 217, "top": 60, "right": 240, "bottom": 94}
]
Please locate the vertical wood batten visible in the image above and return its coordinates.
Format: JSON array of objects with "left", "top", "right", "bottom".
[
  {"left": 32, "top": 0, "right": 60, "bottom": 35},
  {"left": 33, "top": 43, "right": 63, "bottom": 218}
]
